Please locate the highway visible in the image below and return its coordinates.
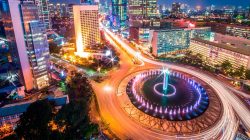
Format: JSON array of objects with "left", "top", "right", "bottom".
[{"left": 92, "top": 24, "right": 250, "bottom": 139}]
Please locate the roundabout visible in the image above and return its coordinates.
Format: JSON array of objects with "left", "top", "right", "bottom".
[
  {"left": 126, "top": 68, "right": 210, "bottom": 121},
  {"left": 96, "top": 26, "right": 250, "bottom": 139},
  {"left": 118, "top": 68, "right": 223, "bottom": 135}
]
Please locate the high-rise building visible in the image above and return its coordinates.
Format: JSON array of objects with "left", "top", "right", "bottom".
[
  {"left": 247, "top": 6, "right": 250, "bottom": 19},
  {"left": 68, "top": 4, "right": 75, "bottom": 19},
  {"left": 128, "top": 0, "right": 157, "bottom": 19},
  {"left": 34, "top": 0, "right": 51, "bottom": 30},
  {"left": 73, "top": 5, "right": 100, "bottom": 54},
  {"left": 80, "top": 0, "right": 93, "bottom": 5},
  {"left": 0, "top": 0, "right": 50, "bottom": 91},
  {"left": 171, "top": 2, "right": 181, "bottom": 17},
  {"left": 61, "top": 3, "right": 67, "bottom": 17},
  {"left": 21, "top": 2, "right": 50, "bottom": 89},
  {"left": 55, "top": 3, "right": 61, "bottom": 17},
  {"left": 111, "top": 0, "right": 128, "bottom": 28},
  {"left": 48, "top": 3, "right": 55, "bottom": 18}
]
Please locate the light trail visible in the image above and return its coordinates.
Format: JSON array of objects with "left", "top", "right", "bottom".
[
  {"left": 103, "top": 28, "right": 145, "bottom": 66},
  {"left": 102, "top": 24, "right": 250, "bottom": 139}
]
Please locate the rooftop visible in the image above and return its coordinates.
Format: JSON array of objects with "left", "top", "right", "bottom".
[
  {"left": 191, "top": 38, "right": 250, "bottom": 56},
  {"left": 0, "top": 95, "right": 68, "bottom": 117}
]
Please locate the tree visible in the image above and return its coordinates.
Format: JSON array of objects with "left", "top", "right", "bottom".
[
  {"left": 245, "top": 69, "right": 250, "bottom": 80},
  {"left": 49, "top": 42, "right": 61, "bottom": 54},
  {"left": 55, "top": 99, "right": 95, "bottom": 139},
  {"left": 221, "top": 60, "right": 233, "bottom": 75},
  {"left": 15, "top": 100, "right": 53, "bottom": 140},
  {"left": 233, "top": 65, "right": 245, "bottom": 78},
  {"left": 66, "top": 73, "right": 93, "bottom": 100}
]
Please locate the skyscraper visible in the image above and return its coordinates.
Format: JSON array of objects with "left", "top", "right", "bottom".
[
  {"left": 171, "top": 2, "right": 181, "bottom": 17},
  {"left": 48, "top": 3, "right": 55, "bottom": 18},
  {"left": 34, "top": 0, "right": 51, "bottom": 30},
  {"left": 73, "top": 5, "right": 100, "bottom": 54},
  {"left": 128, "top": 0, "right": 158, "bottom": 19},
  {"left": 80, "top": 0, "right": 93, "bottom": 5},
  {"left": 111, "top": 0, "right": 128, "bottom": 28},
  {"left": 21, "top": 2, "right": 50, "bottom": 89},
  {"left": 0, "top": 0, "right": 50, "bottom": 91},
  {"left": 68, "top": 4, "right": 75, "bottom": 19}
]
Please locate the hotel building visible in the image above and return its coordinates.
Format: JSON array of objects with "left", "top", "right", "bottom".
[
  {"left": 73, "top": 5, "right": 100, "bottom": 54},
  {"left": 189, "top": 38, "right": 250, "bottom": 69}
]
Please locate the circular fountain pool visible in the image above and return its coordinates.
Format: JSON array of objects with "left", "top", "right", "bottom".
[{"left": 126, "top": 69, "right": 209, "bottom": 121}]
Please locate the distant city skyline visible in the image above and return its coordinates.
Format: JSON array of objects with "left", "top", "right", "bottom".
[{"left": 50, "top": 0, "right": 250, "bottom": 8}]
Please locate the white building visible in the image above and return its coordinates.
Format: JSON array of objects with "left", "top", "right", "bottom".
[
  {"left": 73, "top": 5, "right": 100, "bottom": 55},
  {"left": 189, "top": 38, "right": 250, "bottom": 69}
]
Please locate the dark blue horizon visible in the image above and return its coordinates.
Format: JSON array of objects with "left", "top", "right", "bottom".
[{"left": 50, "top": 0, "right": 250, "bottom": 8}]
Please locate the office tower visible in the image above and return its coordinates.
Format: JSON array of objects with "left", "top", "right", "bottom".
[
  {"left": 80, "top": 0, "right": 94, "bottom": 5},
  {"left": 21, "top": 2, "right": 50, "bottom": 89},
  {"left": 61, "top": 3, "right": 67, "bottom": 17},
  {"left": 245, "top": 6, "right": 250, "bottom": 20},
  {"left": 56, "top": 3, "right": 61, "bottom": 17},
  {"left": 128, "top": 0, "right": 157, "bottom": 19},
  {"left": 111, "top": 0, "right": 127, "bottom": 28},
  {"left": 68, "top": 4, "right": 75, "bottom": 19},
  {"left": 0, "top": 0, "right": 49, "bottom": 91},
  {"left": 48, "top": 3, "right": 55, "bottom": 18},
  {"left": 152, "top": 29, "right": 190, "bottom": 56},
  {"left": 73, "top": 5, "right": 100, "bottom": 54},
  {"left": 34, "top": 0, "right": 51, "bottom": 30},
  {"left": 223, "top": 6, "right": 235, "bottom": 17},
  {"left": 171, "top": 2, "right": 181, "bottom": 17}
]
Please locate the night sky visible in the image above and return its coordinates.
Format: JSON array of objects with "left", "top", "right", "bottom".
[{"left": 51, "top": 0, "right": 250, "bottom": 8}]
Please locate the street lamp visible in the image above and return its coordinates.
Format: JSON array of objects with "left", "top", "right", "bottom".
[
  {"left": 104, "top": 85, "right": 112, "bottom": 92},
  {"left": 135, "top": 52, "right": 140, "bottom": 58},
  {"left": 97, "top": 67, "right": 101, "bottom": 73},
  {"left": 105, "top": 50, "right": 111, "bottom": 57}
]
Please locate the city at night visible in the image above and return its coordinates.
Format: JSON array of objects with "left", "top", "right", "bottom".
[{"left": 0, "top": 0, "right": 250, "bottom": 139}]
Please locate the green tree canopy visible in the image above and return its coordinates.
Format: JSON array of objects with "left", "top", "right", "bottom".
[
  {"left": 221, "top": 60, "right": 233, "bottom": 74},
  {"left": 15, "top": 100, "right": 53, "bottom": 140},
  {"left": 245, "top": 69, "right": 250, "bottom": 80}
]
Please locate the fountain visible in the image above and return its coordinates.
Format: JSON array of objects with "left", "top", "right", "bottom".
[
  {"left": 126, "top": 69, "right": 210, "bottom": 121},
  {"left": 162, "top": 67, "right": 170, "bottom": 94}
]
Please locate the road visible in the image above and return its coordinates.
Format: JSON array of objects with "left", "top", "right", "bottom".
[{"left": 92, "top": 25, "right": 250, "bottom": 139}]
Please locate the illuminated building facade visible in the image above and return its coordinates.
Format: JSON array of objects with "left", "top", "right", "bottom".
[
  {"left": 34, "top": 0, "right": 51, "bottom": 29},
  {"left": 0, "top": 38, "right": 25, "bottom": 98},
  {"left": 73, "top": 5, "right": 100, "bottom": 53},
  {"left": 190, "top": 38, "right": 250, "bottom": 69},
  {"left": 226, "top": 25, "right": 250, "bottom": 40},
  {"left": 0, "top": 0, "right": 49, "bottom": 91},
  {"left": 0, "top": 0, "right": 34, "bottom": 91},
  {"left": 214, "top": 33, "right": 250, "bottom": 48},
  {"left": 152, "top": 29, "right": 190, "bottom": 56},
  {"left": 128, "top": 0, "right": 158, "bottom": 19},
  {"left": 187, "top": 27, "right": 214, "bottom": 41},
  {"left": 48, "top": 3, "right": 55, "bottom": 18},
  {"left": 21, "top": 3, "right": 50, "bottom": 89},
  {"left": 171, "top": 2, "right": 181, "bottom": 17},
  {"left": 111, "top": 0, "right": 128, "bottom": 28}
]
